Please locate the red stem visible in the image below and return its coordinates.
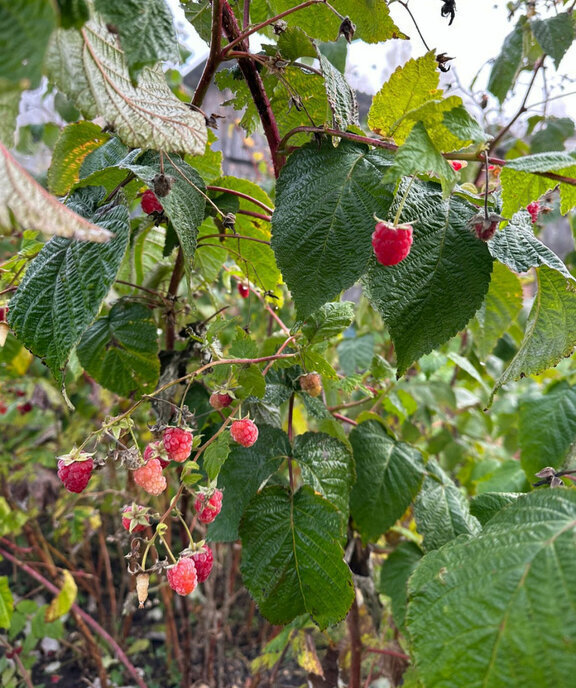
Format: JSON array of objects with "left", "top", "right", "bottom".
[
  {"left": 221, "top": 1, "right": 284, "bottom": 177},
  {"left": 347, "top": 594, "right": 362, "bottom": 688},
  {"left": 192, "top": 0, "right": 223, "bottom": 107},
  {"left": 206, "top": 185, "right": 274, "bottom": 213},
  {"left": 364, "top": 647, "right": 410, "bottom": 661},
  {"left": 0, "top": 546, "right": 149, "bottom": 688}
]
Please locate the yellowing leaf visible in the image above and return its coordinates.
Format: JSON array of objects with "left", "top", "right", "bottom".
[
  {"left": 0, "top": 142, "right": 112, "bottom": 242},
  {"left": 368, "top": 51, "right": 441, "bottom": 143},
  {"left": 46, "top": 17, "right": 207, "bottom": 155},
  {"left": 45, "top": 570, "right": 77, "bottom": 622}
]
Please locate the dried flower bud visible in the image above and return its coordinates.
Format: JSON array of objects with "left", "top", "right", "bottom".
[
  {"left": 338, "top": 17, "right": 356, "bottom": 43},
  {"left": 136, "top": 573, "right": 150, "bottom": 608}
]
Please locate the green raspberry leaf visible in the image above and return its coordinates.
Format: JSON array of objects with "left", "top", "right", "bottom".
[
  {"left": 487, "top": 24, "right": 524, "bottom": 104},
  {"left": 531, "top": 12, "right": 575, "bottom": 69},
  {"left": 363, "top": 181, "right": 493, "bottom": 375},
  {"left": 240, "top": 486, "right": 354, "bottom": 630},
  {"left": 272, "top": 141, "right": 394, "bottom": 318},
  {"left": 8, "top": 187, "right": 130, "bottom": 383},
  {"left": 77, "top": 302, "right": 160, "bottom": 397}
]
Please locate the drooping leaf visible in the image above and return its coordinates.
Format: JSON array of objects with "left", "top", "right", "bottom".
[
  {"left": 407, "top": 490, "right": 576, "bottom": 688},
  {"left": 252, "top": 0, "right": 406, "bottom": 44},
  {"left": 7, "top": 188, "right": 130, "bottom": 381},
  {"left": 182, "top": 0, "right": 212, "bottom": 44},
  {"left": 293, "top": 432, "right": 354, "bottom": 519},
  {"left": 46, "top": 16, "right": 207, "bottom": 154},
  {"left": 363, "top": 181, "right": 493, "bottom": 375},
  {"left": 94, "top": 0, "right": 179, "bottom": 82},
  {"left": 499, "top": 152, "right": 576, "bottom": 217},
  {"left": 531, "top": 12, "right": 574, "bottom": 68},
  {"left": 45, "top": 570, "right": 77, "bottom": 622},
  {"left": 337, "top": 334, "right": 375, "bottom": 376},
  {"left": 489, "top": 211, "right": 573, "bottom": 280},
  {"left": 349, "top": 420, "right": 425, "bottom": 542},
  {"left": 271, "top": 141, "right": 394, "bottom": 317},
  {"left": 208, "top": 425, "right": 291, "bottom": 542},
  {"left": 240, "top": 485, "right": 354, "bottom": 629},
  {"left": 487, "top": 24, "right": 524, "bottom": 103},
  {"left": 519, "top": 382, "right": 576, "bottom": 479},
  {"left": 495, "top": 266, "right": 576, "bottom": 392},
  {"left": 0, "top": 576, "right": 13, "bottom": 629},
  {"left": 413, "top": 460, "right": 480, "bottom": 551},
  {"left": 471, "top": 262, "right": 523, "bottom": 360},
  {"left": 318, "top": 53, "right": 358, "bottom": 130},
  {"left": 531, "top": 117, "right": 575, "bottom": 153},
  {"left": 0, "top": 143, "right": 112, "bottom": 242},
  {"left": 300, "top": 302, "right": 355, "bottom": 344},
  {"left": 121, "top": 151, "right": 206, "bottom": 280},
  {"left": 76, "top": 301, "right": 160, "bottom": 396},
  {"left": 48, "top": 122, "right": 110, "bottom": 195},
  {"left": 379, "top": 541, "right": 422, "bottom": 632},
  {"left": 0, "top": 0, "right": 57, "bottom": 88},
  {"left": 202, "top": 431, "right": 231, "bottom": 482}
]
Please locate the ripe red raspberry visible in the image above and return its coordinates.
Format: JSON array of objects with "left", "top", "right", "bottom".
[
  {"left": 144, "top": 441, "right": 170, "bottom": 469},
  {"left": 0, "top": 402, "right": 6, "bottom": 415},
  {"left": 372, "top": 222, "right": 413, "bottom": 266},
  {"left": 238, "top": 283, "right": 249, "bottom": 298},
  {"left": 527, "top": 201, "right": 540, "bottom": 223},
  {"left": 0, "top": 306, "right": 7, "bottom": 322},
  {"left": 194, "top": 489, "right": 223, "bottom": 524},
  {"left": 133, "top": 458, "right": 167, "bottom": 496},
  {"left": 122, "top": 504, "right": 150, "bottom": 533},
  {"left": 167, "top": 557, "right": 198, "bottom": 596},
  {"left": 449, "top": 160, "right": 466, "bottom": 172},
  {"left": 209, "top": 391, "right": 233, "bottom": 410},
  {"left": 163, "top": 427, "right": 193, "bottom": 463},
  {"left": 141, "top": 190, "right": 163, "bottom": 215},
  {"left": 299, "top": 372, "right": 323, "bottom": 398},
  {"left": 189, "top": 546, "right": 214, "bottom": 583},
  {"left": 17, "top": 401, "right": 32, "bottom": 415},
  {"left": 57, "top": 454, "right": 94, "bottom": 493},
  {"left": 230, "top": 418, "right": 258, "bottom": 447}
]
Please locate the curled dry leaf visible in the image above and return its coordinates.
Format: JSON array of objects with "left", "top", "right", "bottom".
[{"left": 0, "top": 143, "right": 112, "bottom": 242}]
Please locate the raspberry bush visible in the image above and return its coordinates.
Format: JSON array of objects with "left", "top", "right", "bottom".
[{"left": 2, "top": 1, "right": 576, "bottom": 686}]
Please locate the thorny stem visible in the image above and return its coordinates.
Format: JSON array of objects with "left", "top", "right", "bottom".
[
  {"left": 221, "top": 1, "right": 284, "bottom": 176},
  {"left": 0, "top": 547, "right": 150, "bottom": 688},
  {"left": 192, "top": 0, "right": 223, "bottom": 107},
  {"left": 243, "top": 0, "right": 250, "bottom": 28}
]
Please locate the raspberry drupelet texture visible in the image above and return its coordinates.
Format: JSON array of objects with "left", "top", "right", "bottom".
[
  {"left": 167, "top": 558, "right": 198, "bottom": 596},
  {"left": 372, "top": 222, "right": 413, "bottom": 266},
  {"left": 230, "top": 418, "right": 259, "bottom": 447},
  {"left": 133, "top": 458, "right": 167, "bottom": 496},
  {"left": 141, "top": 190, "right": 163, "bottom": 215},
  {"left": 57, "top": 457, "right": 93, "bottom": 493},
  {"left": 299, "top": 372, "right": 323, "bottom": 397},
  {"left": 163, "top": 427, "right": 193, "bottom": 463},
  {"left": 527, "top": 201, "right": 540, "bottom": 223},
  {"left": 190, "top": 546, "right": 214, "bottom": 583},
  {"left": 194, "top": 489, "right": 223, "bottom": 524}
]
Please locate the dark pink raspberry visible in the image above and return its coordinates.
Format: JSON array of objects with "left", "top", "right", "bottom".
[
  {"left": 189, "top": 546, "right": 214, "bottom": 583},
  {"left": 57, "top": 456, "right": 94, "bottom": 493},
  {"left": 209, "top": 392, "right": 233, "bottom": 410},
  {"left": 527, "top": 201, "right": 540, "bottom": 223},
  {"left": 238, "top": 283, "right": 249, "bottom": 298},
  {"left": 372, "top": 222, "right": 413, "bottom": 266},
  {"left": 194, "top": 489, "right": 223, "bottom": 524},
  {"left": 163, "top": 427, "right": 193, "bottom": 463},
  {"left": 141, "top": 190, "right": 163, "bottom": 215}
]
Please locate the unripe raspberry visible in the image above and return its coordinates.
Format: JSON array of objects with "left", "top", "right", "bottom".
[
  {"left": 133, "top": 458, "right": 167, "bottom": 496},
  {"left": 122, "top": 503, "right": 150, "bottom": 533},
  {"left": 189, "top": 546, "right": 214, "bottom": 583},
  {"left": 163, "top": 427, "right": 193, "bottom": 463},
  {"left": 527, "top": 201, "right": 540, "bottom": 223},
  {"left": 209, "top": 391, "right": 233, "bottom": 410},
  {"left": 57, "top": 451, "right": 94, "bottom": 493},
  {"left": 167, "top": 557, "right": 198, "bottom": 596},
  {"left": 468, "top": 212, "right": 504, "bottom": 242},
  {"left": 141, "top": 190, "right": 163, "bottom": 215},
  {"left": 194, "top": 489, "right": 223, "bottom": 524},
  {"left": 230, "top": 418, "right": 259, "bottom": 447},
  {"left": 238, "top": 283, "right": 249, "bottom": 298},
  {"left": 372, "top": 221, "right": 413, "bottom": 266},
  {"left": 299, "top": 372, "right": 323, "bottom": 397}
]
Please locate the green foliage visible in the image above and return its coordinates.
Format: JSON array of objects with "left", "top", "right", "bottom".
[
  {"left": 407, "top": 490, "right": 576, "bottom": 688},
  {"left": 488, "top": 24, "right": 524, "bottom": 103}
]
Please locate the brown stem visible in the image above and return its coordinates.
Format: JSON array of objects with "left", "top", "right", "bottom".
[
  {"left": 397, "top": 1, "right": 430, "bottom": 51},
  {"left": 221, "top": 1, "right": 284, "bottom": 176},
  {"left": 347, "top": 594, "right": 362, "bottom": 688},
  {"left": 237, "top": 208, "right": 272, "bottom": 221},
  {"left": 207, "top": 185, "right": 274, "bottom": 213},
  {"left": 364, "top": 647, "right": 411, "bottom": 661},
  {"left": 0, "top": 547, "right": 149, "bottom": 688},
  {"left": 98, "top": 527, "right": 118, "bottom": 633},
  {"left": 192, "top": 0, "right": 223, "bottom": 108},
  {"left": 166, "top": 248, "right": 184, "bottom": 350},
  {"left": 223, "top": 0, "right": 325, "bottom": 55},
  {"left": 332, "top": 412, "right": 358, "bottom": 426},
  {"left": 104, "top": 172, "right": 136, "bottom": 203}
]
